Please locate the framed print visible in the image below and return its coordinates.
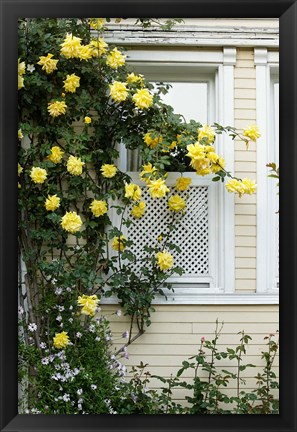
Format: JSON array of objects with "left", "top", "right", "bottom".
[{"left": 0, "top": 1, "right": 296, "bottom": 431}]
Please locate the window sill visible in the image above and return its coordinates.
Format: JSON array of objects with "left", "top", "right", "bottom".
[{"left": 101, "top": 292, "right": 279, "bottom": 306}]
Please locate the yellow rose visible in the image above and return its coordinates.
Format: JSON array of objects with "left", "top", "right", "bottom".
[
  {"left": 106, "top": 48, "right": 126, "bottom": 69},
  {"left": 175, "top": 177, "right": 192, "bottom": 191},
  {"left": 100, "top": 164, "right": 117, "bottom": 178},
  {"left": 53, "top": 331, "right": 70, "bottom": 349},
  {"left": 148, "top": 178, "right": 169, "bottom": 199},
  {"left": 45, "top": 194, "right": 60, "bottom": 211},
  {"left": 125, "top": 183, "right": 142, "bottom": 201},
  {"left": 60, "top": 33, "right": 82, "bottom": 58},
  {"left": 67, "top": 155, "right": 85, "bottom": 176},
  {"left": 211, "top": 157, "right": 225, "bottom": 173},
  {"left": 225, "top": 179, "right": 246, "bottom": 197},
  {"left": 127, "top": 73, "right": 144, "bottom": 84},
  {"left": 132, "top": 88, "right": 153, "bottom": 109},
  {"left": 186, "top": 142, "right": 206, "bottom": 170},
  {"left": 18, "top": 59, "right": 25, "bottom": 90},
  {"left": 61, "top": 211, "right": 82, "bottom": 233},
  {"left": 168, "top": 194, "right": 186, "bottom": 212},
  {"left": 30, "top": 167, "right": 47, "bottom": 184},
  {"left": 37, "top": 53, "right": 58, "bottom": 74},
  {"left": 90, "top": 199, "right": 108, "bottom": 217},
  {"left": 140, "top": 162, "right": 157, "bottom": 184},
  {"left": 77, "top": 45, "right": 93, "bottom": 61},
  {"left": 18, "top": 129, "right": 23, "bottom": 140},
  {"left": 48, "top": 146, "right": 64, "bottom": 163},
  {"left": 143, "top": 132, "right": 162, "bottom": 149},
  {"left": 18, "top": 163, "right": 23, "bottom": 176},
  {"left": 156, "top": 250, "right": 174, "bottom": 271},
  {"left": 48, "top": 100, "right": 67, "bottom": 117},
  {"left": 77, "top": 294, "right": 99, "bottom": 316},
  {"left": 242, "top": 178, "right": 257, "bottom": 195},
  {"left": 131, "top": 201, "right": 146, "bottom": 218},
  {"left": 198, "top": 124, "right": 215, "bottom": 143},
  {"left": 243, "top": 124, "right": 261, "bottom": 142},
  {"left": 90, "top": 18, "right": 106, "bottom": 30},
  {"left": 111, "top": 235, "right": 127, "bottom": 252},
  {"left": 109, "top": 81, "right": 128, "bottom": 103},
  {"left": 84, "top": 116, "right": 92, "bottom": 124},
  {"left": 89, "top": 38, "right": 108, "bottom": 56},
  {"left": 63, "top": 74, "right": 80, "bottom": 93}
]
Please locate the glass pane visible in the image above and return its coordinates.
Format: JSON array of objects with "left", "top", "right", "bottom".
[{"left": 156, "top": 82, "right": 208, "bottom": 123}]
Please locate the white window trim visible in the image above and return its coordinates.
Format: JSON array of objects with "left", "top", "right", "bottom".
[
  {"left": 101, "top": 47, "right": 238, "bottom": 304},
  {"left": 255, "top": 48, "right": 279, "bottom": 298}
]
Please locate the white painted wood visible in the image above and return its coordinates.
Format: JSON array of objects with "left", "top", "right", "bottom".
[{"left": 255, "top": 48, "right": 279, "bottom": 295}]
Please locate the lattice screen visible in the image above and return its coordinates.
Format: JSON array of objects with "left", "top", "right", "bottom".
[{"left": 127, "top": 186, "right": 209, "bottom": 275}]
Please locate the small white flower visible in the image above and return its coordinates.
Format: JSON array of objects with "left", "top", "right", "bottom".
[
  {"left": 105, "top": 335, "right": 111, "bottom": 341},
  {"left": 89, "top": 324, "right": 95, "bottom": 333},
  {"left": 76, "top": 332, "right": 82, "bottom": 338},
  {"left": 41, "top": 357, "right": 49, "bottom": 365},
  {"left": 58, "top": 306, "right": 65, "bottom": 312},
  {"left": 59, "top": 322, "right": 64, "bottom": 328},
  {"left": 78, "top": 398, "right": 83, "bottom": 404},
  {"left": 122, "top": 330, "right": 129, "bottom": 339},
  {"left": 115, "top": 309, "right": 122, "bottom": 316},
  {"left": 40, "top": 342, "right": 47, "bottom": 349},
  {"left": 77, "top": 389, "right": 83, "bottom": 395},
  {"left": 69, "top": 305, "right": 73, "bottom": 311},
  {"left": 28, "top": 323, "right": 37, "bottom": 332},
  {"left": 27, "top": 64, "right": 35, "bottom": 72},
  {"left": 91, "top": 384, "right": 97, "bottom": 390},
  {"left": 55, "top": 287, "right": 63, "bottom": 295},
  {"left": 66, "top": 287, "right": 72, "bottom": 292},
  {"left": 68, "top": 318, "right": 73, "bottom": 323},
  {"left": 95, "top": 336, "right": 100, "bottom": 342},
  {"left": 78, "top": 403, "right": 82, "bottom": 411},
  {"left": 62, "top": 393, "right": 70, "bottom": 402},
  {"left": 18, "top": 306, "right": 24, "bottom": 315}
]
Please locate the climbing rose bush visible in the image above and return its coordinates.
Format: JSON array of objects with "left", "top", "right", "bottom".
[{"left": 18, "top": 17, "right": 260, "bottom": 414}]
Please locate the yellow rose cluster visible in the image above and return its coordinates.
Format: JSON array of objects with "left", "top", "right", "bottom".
[
  {"left": 143, "top": 132, "right": 163, "bottom": 149},
  {"left": 60, "top": 33, "right": 106, "bottom": 61},
  {"left": 45, "top": 194, "right": 60, "bottom": 211},
  {"left": 140, "top": 163, "right": 157, "bottom": 184},
  {"left": 30, "top": 167, "right": 47, "bottom": 184},
  {"left": 100, "top": 164, "right": 117, "bottom": 178},
  {"left": 125, "top": 183, "right": 142, "bottom": 201},
  {"left": 89, "top": 18, "right": 106, "bottom": 30},
  {"left": 186, "top": 142, "right": 225, "bottom": 176},
  {"left": 61, "top": 211, "right": 82, "bottom": 233},
  {"left": 18, "top": 59, "right": 26, "bottom": 90},
  {"left": 48, "top": 146, "right": 64, "bottom": 163},
  {"left": 148, "top": 178, "right": 169, "bottom": 199},
  {"left": 48, "top": 100, "right": 67, "bottom": 117},
  {"left": 156, "top": 250, "right": 174, "bottom": 271},
  {"left": 89, "top": 199, "right": 108, "bottom": 217},
  {"left": 37, "top": 53, "right": 58, "bottom": 74},
  {"left": 127, "top": 73, "right": 144, "bottom": 85},
  {"left": 198, "top": 124, "right": 215, "bottom": 143},
  {"left": 106, "top": 48, "right": 126, "bottom": 69},
  {"left": 67, "top": 155, "right": 85, "bottom": 176},
  {"left": 89, "top": 38, "right": 108, "bottom": 57},
  {"left": 175, "top": 177, "right": 192, "bottom": 191},
  {"left": 77, "top": 294, "right": 99, "bottom": 316},
  {"left": 168, "top": 194, "right": 186, "bottom": 212},
  {"left": 53, "top": 331, "right": 70, "bottom": 349},
  {"left": 109, "top": 81, "right": 129, "bottom": 103},
  {"left": 132, "top": 88, "right": 153, "bottom": 110},
  {"left": 112, "top": 235, "right": 127, "bottom": 252},
  {"left": 243, "top": 124, "right": 261, "bottom": 144},
  {"left": 225, "top": 178, "right": 256, "bottom": 197},
  {"left": 63, "top": 74, "right": 80, "bottom": 93},
  {"left": 131, "top": 201, "right": 146, "bottom": 219}
]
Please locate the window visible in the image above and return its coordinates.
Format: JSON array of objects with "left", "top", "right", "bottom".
[{"left": 105, "top": 48, "right": 238, "bottom": 304}]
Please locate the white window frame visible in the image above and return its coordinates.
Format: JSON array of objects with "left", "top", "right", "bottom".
[
  {"left": 255, "top": 48, "right": 279, "bottom": 297},
  {"left": 102, "top": 47, "right": 242, "bottom": 304}
]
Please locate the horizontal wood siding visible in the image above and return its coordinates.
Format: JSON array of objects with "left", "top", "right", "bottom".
[{"left": 234, "top": 48, "right": 257, "bottom": 292}]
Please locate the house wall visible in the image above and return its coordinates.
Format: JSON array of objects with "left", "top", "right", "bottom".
[{"left": 101, "top": 21, "right": 279, "bottom": 403}]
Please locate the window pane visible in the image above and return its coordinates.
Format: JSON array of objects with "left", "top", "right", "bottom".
[{"left": 159, "top": 82, "right": 208, "bottom": 123}]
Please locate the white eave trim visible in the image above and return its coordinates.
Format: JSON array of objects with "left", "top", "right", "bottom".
[
  {"left": 103, "top": 26, "right": 279, "bottom": 48},
  {"left": 101, "top": 293, "right": 279, "bottom": 305}
]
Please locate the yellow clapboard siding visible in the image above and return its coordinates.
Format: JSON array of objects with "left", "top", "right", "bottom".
[
  {"left": 235, "top": 215, "right": 256, "bottom": 226},
  {"left": 234, "top": 109, "right": 256, "bottom": 120},
  {"left": 235, "top": 205, "right": 256, "bottom": 216},
  {"left": 235, "top": 246, "right": 256, "bottom": 258},
  {"left": 235, "top": 225, "right": 257, "bottom": 236},
  {"left": 237, "top": 49, "right": 254, "bottom": 60},
  {"left": 235, "top": 279, "right": 256, "bottom": 290},
  {"left": 235, "top": 161, "right": 256, "bottom": 172},
  {"left": 234, "top": 68, "right": 256, "bottom": 79},
  {"left": 236, "top": 257, "right": 256, "bottom": 268},
  {"left": 235, "top": 236, "right": 256, "bottom": 247},
  {"left": 236, "top": 268, "right": 257, "bottom": 279},
  {"left": 235, "top": 150, "right": 256, "bottom": 161},
  {"left": 235, "top": 88, "right": 256, "bottom": 99},
  {"left": 234, "top": 79, "right": 256, "bottom": 89}
]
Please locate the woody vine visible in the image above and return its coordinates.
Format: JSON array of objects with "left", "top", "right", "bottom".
[{"left": 18, "top": 18, "right": 262, "bottom": 412}]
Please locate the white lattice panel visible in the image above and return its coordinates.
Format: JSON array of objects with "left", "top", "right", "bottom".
[{"left": 127, "top": 186, "right": 209, "bottom": 275}]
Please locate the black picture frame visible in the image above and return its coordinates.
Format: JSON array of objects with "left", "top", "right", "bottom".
[{"left": 0, "top": 1, "right": 296, "bottom": 431}]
